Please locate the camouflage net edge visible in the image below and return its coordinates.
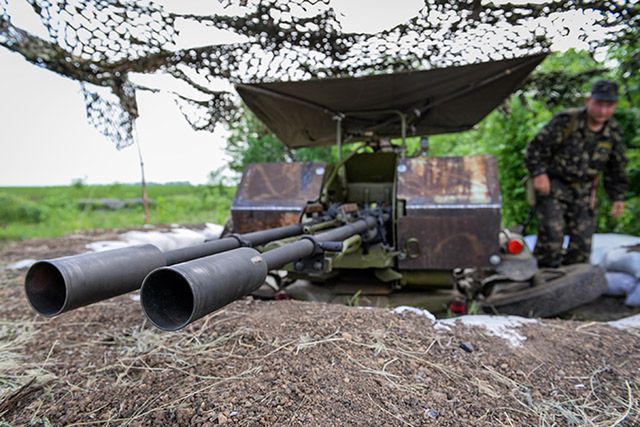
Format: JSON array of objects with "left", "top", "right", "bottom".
[{"left": 0, "top": 0, "right": 637, "bottom": 148}]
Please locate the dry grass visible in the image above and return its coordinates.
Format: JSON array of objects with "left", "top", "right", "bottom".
[
  {"left": 476, "top": 363, "right": 640, "bottom": 426},
  {"left": 0, "top": 320, "right": 55, "bottom": 422}
]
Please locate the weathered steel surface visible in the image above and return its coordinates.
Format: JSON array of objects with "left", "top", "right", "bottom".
[
  {"left": 397, "top": 210, "right": 500, "bottom": 269},
  {"left": 232, "top": 211, "right": 303, "bottom": 234},
  {"left": 397, "top": 156, "right": 501, "bottom": 269},
  {"left": 397, "top": 155, "right": 501, "bottom": 208},
  {"left": 231, "top": 162, "right": 326, "bottom": 233}
]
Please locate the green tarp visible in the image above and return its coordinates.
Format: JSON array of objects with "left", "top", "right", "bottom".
[{"left": 236, "top": 53, "right": 547, "bottom": 148}]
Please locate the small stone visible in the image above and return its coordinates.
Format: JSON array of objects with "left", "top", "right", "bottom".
[
  {"left": 424, "top": 408, "right": 440, "bottom": 419},
  {"left": 218, "top": 413, "right": 228, "bottom": 424},
  {"left": 344, "top": 377, "right": 350, "bottom": 383},
  {"left": 459, "top": 341, "right": 474, "bottom": 353}
]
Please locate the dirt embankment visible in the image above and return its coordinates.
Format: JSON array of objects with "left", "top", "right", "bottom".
[{"left": 1, "top": 233, "right": 639, "bottom": 426}]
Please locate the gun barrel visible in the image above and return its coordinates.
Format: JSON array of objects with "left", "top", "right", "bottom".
[
  {"left": 262, "top": 215, "right": 380, "bottom": 269},
  {"left": 141, "top": 248, "right": 267, "bottom": 331},
  {"left": 25, "top": 223, "right": 306, "bottom": 317},
  {"left": 26, "top": 245, "right": 166, "bottom": 317},
  {"left": 141, "top": 214, "right": 384, "bottom": 331}
]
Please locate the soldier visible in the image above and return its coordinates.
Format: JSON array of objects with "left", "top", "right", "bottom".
[{"left": 525, "top": 80, "right": 628, "bottom": 268}]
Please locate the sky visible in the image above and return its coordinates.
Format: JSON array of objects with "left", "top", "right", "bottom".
[
  {"left": 0, "top": 0, "right": 425, "bottom": 186},
  {"left": 0, "top": 0, "right": 597, "bottom": 186}
]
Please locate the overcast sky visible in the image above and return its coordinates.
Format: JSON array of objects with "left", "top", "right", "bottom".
[{"left": 0, "top": 0, "right": 592, "bottom": 186}]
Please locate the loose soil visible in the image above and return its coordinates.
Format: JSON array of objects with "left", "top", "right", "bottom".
[{"left": 1, "top": 232, "right": 639, "bottom": 426}]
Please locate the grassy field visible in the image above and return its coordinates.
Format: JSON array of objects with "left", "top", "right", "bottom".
[{"left": 0, "top": 183, "right": 235, "bottom": 242}]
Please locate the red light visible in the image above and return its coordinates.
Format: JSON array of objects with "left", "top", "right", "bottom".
[
  {"left": 507, "top": 239, "right": 524, "bottom": 255},
  {"left": 275, "top": 291, "right": 290, "bottom": 300},
  {"left": 449, "top": 300, "right": 466, "bottom": 315}
]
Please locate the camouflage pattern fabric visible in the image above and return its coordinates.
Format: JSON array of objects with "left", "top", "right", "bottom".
[
  {"left": 525, "top": 108, "right": 628, "bottom": 200},
  {"left": 525, "top": 108, "right": 629, "bottom": 267},
  {"left": 534, "top": 179, "right": 596, "bottom": 267}
]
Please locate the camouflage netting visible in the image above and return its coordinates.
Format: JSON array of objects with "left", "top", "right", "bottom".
[{"left": 0, "top": 0, "right": 638, "bottom": 148}]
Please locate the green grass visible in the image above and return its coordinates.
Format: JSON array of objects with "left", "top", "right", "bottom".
[{"left": 0, "top": 183, "right": 235, "bottom": 242}]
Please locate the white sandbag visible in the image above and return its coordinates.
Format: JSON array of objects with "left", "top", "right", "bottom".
[
  {"left": 604, "top": 247, "right": 640, "bottom": 279},
  {"left": 168, "top": 228, "right": 207, "bottom": 248},
  {"left": 85, "top": 240, "right": 131, "bottom": 252},
  {"left": 203, "top": 223, "right": 223, "bottom": 240},
  {"left": 120, "top": 230, "right": 176, "bottom": 251},
  {"left": 604, "top": 271, "right": 638, "bottom": 296},
  {"left": 86, "top": 224, "right": 222, "bottom": 254},
  {"left": 624, "top": 284, "right": 640, "bottom": 307},
  {"left": 591, "top": 233, "right": 640, "bottom": 266}
]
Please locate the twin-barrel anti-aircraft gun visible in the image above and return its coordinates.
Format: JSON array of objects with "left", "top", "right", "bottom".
[
  {"left": 25, "top": 204, "right": 388, "bottom": 331},
  {"left": 24, "top": 54, "right": 607, "bottom": 327}
]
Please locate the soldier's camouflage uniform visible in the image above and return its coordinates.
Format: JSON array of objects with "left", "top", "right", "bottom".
[{"left": 525, "top": 108, "right": 628, "bottom": 267}]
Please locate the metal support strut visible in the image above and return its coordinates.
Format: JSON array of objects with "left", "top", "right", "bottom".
[{"left": 334, "top": 113, "right": 344, "bottom": 162}]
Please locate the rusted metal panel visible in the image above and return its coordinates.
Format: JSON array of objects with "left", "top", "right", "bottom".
[
  {"left": 397, "top": 155, "right": 501, "bottom": 208},
  {"left": 396, "top": 156, "right": 501, "bottom": 269},
  {"left": 231, "top": 162, "right": 326, "bottom": 233},
  {"left": 232, "top": 211, "right": 303, "bottom": 234},
  {"left": 397, "top": 210, "right": 500, "bottom": 269}
]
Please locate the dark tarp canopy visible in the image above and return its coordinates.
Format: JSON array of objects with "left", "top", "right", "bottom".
[{"left": 236, "top": 53, "right": 547, "bottom": 148}]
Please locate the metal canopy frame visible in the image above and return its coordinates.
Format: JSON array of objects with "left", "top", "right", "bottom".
[
  {"left": 236, "top": 83, "right": 411, "bottom": 160},
  {"left": 235, "top": 53, "right": 547, "bottom": 156}
]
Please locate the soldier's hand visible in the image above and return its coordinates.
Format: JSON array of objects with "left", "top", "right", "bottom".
[
  {"left": 611, "top": 201, "right": 625, "bottom": 218},
  {"left": 533, "top": 174, "right": 551, "bottom": 196}
]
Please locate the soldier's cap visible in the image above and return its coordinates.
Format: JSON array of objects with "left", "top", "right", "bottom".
[{"left": 589, "top": 80, "right": 618, "bottom": 102}]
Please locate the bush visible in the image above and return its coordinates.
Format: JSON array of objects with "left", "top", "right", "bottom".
[
  {"left": 596, "top": 107, "right": 640, "bottom": 236},
  {"left": 0, "top": 194, "right": 48, "bottom": 225}
]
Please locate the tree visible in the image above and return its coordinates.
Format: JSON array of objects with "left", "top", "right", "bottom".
[{"left": 225, "top": 107, "right": 336, "bottom": 180}]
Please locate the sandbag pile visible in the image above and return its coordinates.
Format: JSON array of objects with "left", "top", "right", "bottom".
[
  {"left": 525, "top": 233, "right": 640, "bottom": 307},
  {"left": 85, "top": 223, "right": 224, "bottom": 253},
  {"left": 601, "top": 246, "right": 640, "bottom": 306},
  {"left": 592, "top": 234, "right": 640, "bottom": 306}
]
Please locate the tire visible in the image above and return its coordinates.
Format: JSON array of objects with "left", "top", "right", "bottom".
[{"left": 481, "top": 263, "right": 607, "bottom": 318}]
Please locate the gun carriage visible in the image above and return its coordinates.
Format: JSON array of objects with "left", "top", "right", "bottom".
[{"left": 24, "top": 53, "right": 606, "bottom": 330}]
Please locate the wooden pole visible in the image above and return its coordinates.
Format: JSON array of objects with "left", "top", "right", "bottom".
[{"left": 132, "top": 122, "right": 150, "bottom": 225}]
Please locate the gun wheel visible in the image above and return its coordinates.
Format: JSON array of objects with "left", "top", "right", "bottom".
[{"left": 481, "top": 263, "right": 607, "bottom": 318}]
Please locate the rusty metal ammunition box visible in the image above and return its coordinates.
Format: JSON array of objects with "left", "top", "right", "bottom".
[
  {"left": 231, "top": 162, "right": 327, "bottom": 233},
  {"left": 396, "top": 155, "right": 501, "bottom": 269}
]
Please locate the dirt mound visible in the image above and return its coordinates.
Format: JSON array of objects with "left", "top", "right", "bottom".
[{"left": 1, "top": 234, "right": 639, "bottom": 426}]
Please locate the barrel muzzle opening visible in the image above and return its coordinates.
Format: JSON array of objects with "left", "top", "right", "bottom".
[
  {"left": 25, "top": 261, "right": 67, "bottom": 317},
  {"left": 141, "top": 269, "right": 195, "bottom": 331}
]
